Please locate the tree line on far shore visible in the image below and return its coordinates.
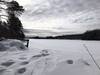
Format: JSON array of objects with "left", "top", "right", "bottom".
[{"left": 30, "top": 29, "right": 100, "bottom": 40}]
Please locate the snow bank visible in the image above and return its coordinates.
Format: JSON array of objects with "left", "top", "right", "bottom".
[{"left": 0, "top": 39, "right": 27, "bottom": 52}]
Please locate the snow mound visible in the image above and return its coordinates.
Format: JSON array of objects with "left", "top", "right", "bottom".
[
  {"left": 0, "top": 39, "right": 27, "bottom": 52},
  {"left": 9, "top": 40, "right": 27, "bottom": 50},
  {"left": 0, "top": 43, "right": 8, "bottom": 51}
]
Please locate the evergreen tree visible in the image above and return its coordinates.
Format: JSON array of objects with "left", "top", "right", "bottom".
[
  {"left": 0, "top": 21, "right": 9, "bottom": 39},
  {"left": 7, "top": 13, "right": 25, "bottom": 40},
  {"left": 0, "top": 0, "right": 25, "bottom": 40},
  {"left": 7, "top": 0, "right": 24, "bottom": 16}
]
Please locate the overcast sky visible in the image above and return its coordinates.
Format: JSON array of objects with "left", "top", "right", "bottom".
[{"left": 15, "top": 0, "right": 100, "bottom": 33}]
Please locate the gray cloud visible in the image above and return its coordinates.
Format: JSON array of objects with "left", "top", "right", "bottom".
[
  {"left": 18, "top": 0, "right": 100, "bottom": 31},
  {"left": 23, "top": 0, "right": 100, "bottom": 18}
]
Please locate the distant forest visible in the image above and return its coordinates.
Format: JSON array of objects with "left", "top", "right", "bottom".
[{"left": 30, "top": 29, "right": 100, "bottom": 40}]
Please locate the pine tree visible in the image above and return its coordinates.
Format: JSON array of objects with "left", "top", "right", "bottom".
[
  {"left": 0, "top": 0, "right": 25, "bottom": 40},
  {"left": 7, "top": 13, "right": 25, "bottom": 40}
]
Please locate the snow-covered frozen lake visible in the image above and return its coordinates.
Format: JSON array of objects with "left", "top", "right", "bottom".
[
  {"left": 29, "top": 39, "right": 100, "bottom": 75},
  {"left": 0, "top": 39, "right": 100, "bottom": 75}
]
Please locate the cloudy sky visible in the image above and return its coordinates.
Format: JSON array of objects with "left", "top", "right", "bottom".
[{"left": 15, "top": 0, "right": 100, "bottom": 33}]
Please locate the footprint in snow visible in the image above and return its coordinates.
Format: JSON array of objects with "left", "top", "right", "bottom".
[
  {"left": 1, "top": 60, "right": 15, "bottom": 67},
  {"left": 17, "top": 67, "right": 26, "bottom": 74}
]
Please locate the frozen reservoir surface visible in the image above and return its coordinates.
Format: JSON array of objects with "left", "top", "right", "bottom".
[
  {"left": 0, "top": 39, "right": 100, "bottom": 75},
  {"left": 29, "top": 39, "right": 100, "bottom": 75}
]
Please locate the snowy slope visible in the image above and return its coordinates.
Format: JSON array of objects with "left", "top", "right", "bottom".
[
  {"left": 0, "top": 39, "right": 100, "bottom": 75},
  {"left": 0, "top": 39, "right": 58, "bottom": 75}
]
